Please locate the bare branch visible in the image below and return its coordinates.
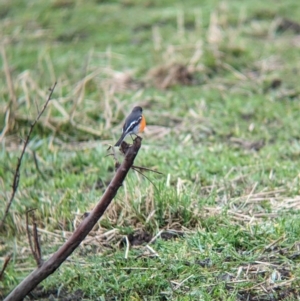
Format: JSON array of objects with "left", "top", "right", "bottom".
[
  {"left": 33, "top": 217, "right": 43, "bottom": 267},
  {"left": 0, "top": 82, "right": 57, "bottom": 230},
  {"left": 4, "top": 137, "right": 142, "bottom": 301},
  {"left": 26, "top": 209, "right": 43, "bottom": 268},
  {"left": 26, "top": 210, "right": 35, "bottom": 265}
]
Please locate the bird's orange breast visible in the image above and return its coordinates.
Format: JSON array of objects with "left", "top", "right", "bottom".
[{"left": 139, "top": 115, "right": 146, "bottom": 132}]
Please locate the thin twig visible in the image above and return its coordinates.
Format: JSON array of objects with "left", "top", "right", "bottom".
[
  {"left": 32, "top": 151, "right": 47, "bottom": 181},
  {"left": 132, "top": 167, "right": 159, "bottom": 191},
  {"left": 132, "top": 165, "right": 163, "bottom": 175},
  {"left": 0, "top": 82, "right": 57, "bottom": 230},
  {"left": 33, "top": 221, "right": 43, "bottom": 267},
  {"left": 33, "top": 216, "right": 43, "bottom": 267},
  {"left": 26, "top": 209, "right": 43, "bottom": 267},
  {"left": 108, "top": 141, "right": 163, "bottom": 177},
  {"left": 0, "top": 254, "right": 12, "bottom": 281},
  {"left": 26, "top": 210, "right": 37, "bottom": 265},
  {"left": 112, "top": 140, "right": 162, "bottom": 189}
]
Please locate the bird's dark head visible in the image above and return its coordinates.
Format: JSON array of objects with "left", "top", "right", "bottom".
[{"left": 132, "top": 106, "right": 143, "bottom": 113}]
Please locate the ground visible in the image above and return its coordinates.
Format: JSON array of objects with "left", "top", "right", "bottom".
[{"left": 1, "top": 0, "right": 300, "bottom": 300}]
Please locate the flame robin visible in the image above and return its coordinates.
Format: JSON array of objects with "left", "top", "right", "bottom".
[{"left": 114, "top": 106, "right": 146, "bottom": 147}]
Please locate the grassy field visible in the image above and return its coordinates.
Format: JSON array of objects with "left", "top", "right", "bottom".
[{"left": 1, "top": 0, "right": 300, "bottom": 300}]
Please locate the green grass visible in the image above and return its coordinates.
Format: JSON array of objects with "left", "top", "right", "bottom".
[{"left": 1, "top": 0, "right": 300, "bottom": 300}]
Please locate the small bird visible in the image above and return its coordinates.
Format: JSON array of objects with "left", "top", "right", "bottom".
[{"left": 115, "top": 106, "right": 146, "bottom": 147}]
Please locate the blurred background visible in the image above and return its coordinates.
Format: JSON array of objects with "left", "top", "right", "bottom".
[{"left": 1, "top": 0, "right": 300, "bottom": 299}]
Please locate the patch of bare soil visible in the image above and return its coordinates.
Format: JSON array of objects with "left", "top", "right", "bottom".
[
  {"left": 147, "top": 63, "right": 195, "bottom": 89},
  {"left": 127, "top": 229, "right": 152, "bottom": 246},
  {"left": 27, "top": 287, "right": 84, "bottom": 301}
]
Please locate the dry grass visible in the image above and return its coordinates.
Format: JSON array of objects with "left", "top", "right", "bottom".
[{"left": 1, "top": 0, "right": 300, "bottom": 299}]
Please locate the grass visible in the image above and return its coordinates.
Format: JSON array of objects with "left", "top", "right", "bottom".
[{"left": 1, "top": 0, "right": 300, "bottom": 300}]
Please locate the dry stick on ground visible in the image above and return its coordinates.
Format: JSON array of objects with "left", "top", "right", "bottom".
[
  {"left": 4, "top": 137, "right": 142, "bottom": 301},
  {"left": 0, "top": 82, "right": 57, "bottom": 230}
]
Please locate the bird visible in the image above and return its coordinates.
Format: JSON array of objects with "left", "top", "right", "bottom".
[{"left": 114, "top": 106, "right": 146, "bottom": 147}]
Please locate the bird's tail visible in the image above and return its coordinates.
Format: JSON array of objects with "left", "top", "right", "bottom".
[{"left": 114, "top": 133, "right": 126, "bottom": 147}]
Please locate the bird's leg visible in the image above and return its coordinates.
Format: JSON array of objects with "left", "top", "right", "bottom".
[{"left": 130, "top": 133, "right": 138, "bottom": 142}]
